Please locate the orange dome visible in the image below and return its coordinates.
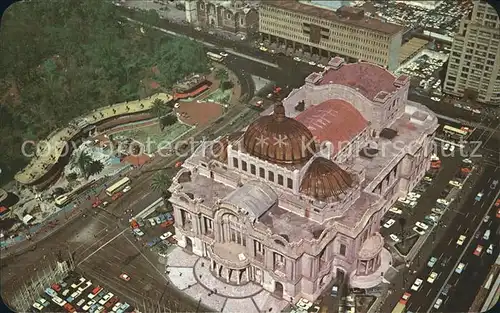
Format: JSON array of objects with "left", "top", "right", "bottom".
[
  {"left": 300, "top": 157, "right": 353, "bottom": 201},
  {"left": 243, "top": 102, "right": 316, "bottom": 165}
]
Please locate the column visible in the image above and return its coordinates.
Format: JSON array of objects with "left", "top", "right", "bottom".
[
  {"left": 246, "top": 268, "right": 250, "bottom": 282},
  {"left": 217, "top": 264, "right": 223, "bottom": 277},
  {"left": 237, "top": 270, "right": 241, "bottom": 285},
  {"left": 226, "top": 268, "right": 230, "bottom": 282}
]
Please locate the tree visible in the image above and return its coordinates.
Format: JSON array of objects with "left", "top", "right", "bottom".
[
  {"left": 151, "top": 98, "right": 172, "bottom": 130},
  {"left": 76, "top": 152, "right": 93, "bottom": 177},
  {"left": 86, "top": 160, "right": 104, "bottom": 179},
  {"left": 151, "top": 171, "right": 172, "bottom": 212},
  {"left": 215, "top": 68, "right": 229, "bottom": 82}
]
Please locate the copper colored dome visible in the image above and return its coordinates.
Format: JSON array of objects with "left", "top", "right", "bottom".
[
  {"left": 300, "top": 157, "right": 353, "bottom": 201},
  {"left": 243, "top": 102, "right": 316, "bottom": 165}
]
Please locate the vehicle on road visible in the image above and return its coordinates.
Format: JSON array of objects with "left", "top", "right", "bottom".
[
  {"left": 475, "top": 191, "right": 484, "bottom": 201},
  {"left": 112, "top": 192, "right": 123, "bottom": 200},
  {"left": 119, "top": 273, "right": 131, "bottom": 281},
  {"left": 100, "top": 201, "right": 109, "bottom": 208},
  {"left": 463, "top": 158, "right": 472, "bottom": 164},
  {"left": 415, "top": 221, "right": 429, "bottom": 230},
  {"left": 160, "top": 231, "right": 173, "bottom": 240},
  {"left": 106, "top": 177, "right": 131, "bottom": 197},
  {"left": 92, "top": 199, "right": 102, "bottom": 208},
  {"left": 427, "top": 256, "right": 437, "bottom": 268},
  {"left": 389, "top": 207, "right": 403, "bottom": 214},
  {"left": 487, "top": 244, "right": 494, "bottom": 254},
  {"left": 473, "top": 245, "right": 483, "bottom": 256},
  {"left": 389, "top": 234, "right": 400, "bottom": 242},
  {"left": 308, "top": 61, "right": 316, "bottom": 66},
  {"left": 434, "top": 298, "right": 443, "bottom": 309},
  {"left": 331, "top": 285, "right": 338, "bottom": 297},
  {"left": 317, "top": 63, "right": 326, "bottom": 69},
  {"left": 383, "top": 219, "right": 395, "bottom": 228},
  {"left": 491, "top": 180, "right": 498, "bottom": 189},
  {"left": 442, "top": 284, "right": 451, "bottom": 296},
  {"left": 427, "top": 272, "right": 438, "bottom": 283},
  {"left": 410, "top": 278, "right": 423, "bottom": 291},
  {"left": 497, "top": 207, "right": 500, "bottom": 218},
  {"left": 495, "top": 199, "right": 500, "bottom": 207},
  {"left": 122, "top": 186, "right": 131, "bottom": 193},
  {"left": 293, "top": 57, "right": 301, "bottom": 62},
  {"left": 175, "top": 161, "right": 183, "bottom": 167},
  {"left": 413, "top": 226, "right": 426, "bottom": 236},
  {"left": 55, "top": 194, "right": 70, "bottom": 207},
  {"left": 219, "top": 52, "right": 228, "bottom": 57},
  {"left": 483, "top": 216, "right": 490, "bottom": 223},
  {"left": 457, "top": 235, "right": 466, "bottom": 245},
  {"left": 399, "top": 292, "right": 411, "bottom": 305},
  {"left": 483, "top": 229, "right": 490, "bottom": 240},
  {"left": 455, "top": 262, "right": 466, "bottom": 274}
]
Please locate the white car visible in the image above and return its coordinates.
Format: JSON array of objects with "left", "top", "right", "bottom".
[
  {"left": 408, "top": 192, "right": 420, "bottom": 199},
  {"left": 389, "top": 234, "right": 400, "bottom": 242},
  {"left": 389, "top": 207, "right": 403, "bottom": 214},
  {"left": 434, "top": 298, "right": 443, "bottom": 309},
  {"left": 383, "top": 219, "right": 396, "bottom": 228},
  {"left": 449, "top": 180, "right": 462, "bottom": 188},
  {"left": 427, "top": 272, "right": 439, "bottom": 283},
  {"left": 411, "top": 278, "right": 423, "bottom": 291},
  {"left": 399, "top": 199, "right": 411, "bottom": 205},
  {"left": 317, "top": 64, "right": 326, "bottom": 69},
  {"left": 33, "top": 302, "right": 44, "bottom": 311},
  {"left": 83, "top": 300, "right": 96, "bottom": 310},
  {"left": 483, "top": 215, "right": 490, "bottom": 223},
  {"left": 98, "top": 293, "right": 114, "bottom": 305},
  {"left": 456, "top": 235, "right": 466, "bottom": 245},
  {"left": 133, "top": 228, "right": 145, "bottom": 237},
  {"left": 431, "top": 208, "right": 444, "bottom": 215},
  {"left": 194, "top": 26, "right": 201, "bottom": 31},
  {"left": 122, "top": 186, "right": 131, "bottom": 193},
  {"left": 76, "top": 298, "right": 86, "bottom": 307},
  {"left": 487, "top": 244, "right": 494, "bottom": 254},
  {"left": 308, "top": 61, "right": 317, "bottom": 66},
  {"left": 463, "top": 158, "right": 472, "bottom": 164},
  {"left": 430, "top": 154, "right": 440, "bottom": 161},
  {"left": 293, "top": 57, "right": 301, "bottom": 62},
  {"left": 160, "top": 232, "right": 173, "bottom": 240},
  {"left": 437, "top": 198, "right": 450, "bottom": 206},
  {"left": 219, "top": 52, "right": 228, "bottom": 57},
  {"left": 408, "top": 201, "right": 418, "bottom": 208},
  {"left": 455, "top": 262, "right": 465, "bottom": 274},
  {"left": 148, "top": 218, "right": 156, "bottom": 226},
  {"left": 415, "top": 222, "right": 429, "bottom": 230},
  {"left": 413, "top": 226, "right": 426, "bottom": 236}
]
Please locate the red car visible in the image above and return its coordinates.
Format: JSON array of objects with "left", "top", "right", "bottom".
[
  {"left": 119, "top": 273, "right": 131, "bottom": 281},
  {"left": 105, "top": 296, "right": 119, "bottom": 309},
  {"left": 111, "top": 192, "right": 123, "bottom": 201},
  {"left": 496, "top": 207, "right": 500, "bottom": 219},
  {"left": 399, "top": 292, "right": 411, "bottom": 305},
  {"left": 473, "top": 245, "right": 483, "bottom": 256},
  {"left": 51, "top": 283, "right": 61, "bottom": 292},
  {"left": 92, "top": 199, "right": 102, "bottom": 208},
  {"left": 175, "top": 161, "right": 183, "bottom": 168},
  {"left": 495, "top": 199, "right": 500, "bottom": 207}
]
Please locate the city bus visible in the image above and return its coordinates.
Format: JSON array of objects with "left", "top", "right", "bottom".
[
  {"left": 443, "top": 125, "right": 468, "bottom": 141},
  {"left": 105, "top": 177, "right": 130, "bottom": 197},
  {"left": 55, "top": 194, "right": 71, "bottom": 207},
  {"left": 206, "top": 52, "right": 224, "bottom": 62}
]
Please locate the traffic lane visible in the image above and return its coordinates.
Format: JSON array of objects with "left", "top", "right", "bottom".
[{"left": 403, "top": 168, "right": 497, "bottom": 310}]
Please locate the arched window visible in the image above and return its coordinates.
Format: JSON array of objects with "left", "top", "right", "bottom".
[{"left": 221, "top": 213, "right": 245, "bottom": 246}]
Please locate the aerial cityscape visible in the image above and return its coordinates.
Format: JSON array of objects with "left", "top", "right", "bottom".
[{"left": 0, "top": 1, "right": 498, "bottom": 313}]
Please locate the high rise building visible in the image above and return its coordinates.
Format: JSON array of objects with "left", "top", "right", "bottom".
[
  {"left": 443, "top": 0, "right": 500, "bottom": 105},
  {"left": 259, "top": 1, "right": 404, "bottom": 71}
]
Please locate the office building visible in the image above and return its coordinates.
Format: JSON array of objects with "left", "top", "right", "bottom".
[
  {"left": 259, "top": 1, "right": 404, "bottom": 71},
  {"left": 443, "top": 0, "right": 500, "bottom": 105}
]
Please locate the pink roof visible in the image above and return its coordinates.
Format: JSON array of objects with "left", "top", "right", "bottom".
[
  {"left": 150, "top": 81, "right": 160, "bottom": 89},
  {"left": 296, "top": 100, "right": 368, "bottom": 154},
  {"left": 319, "top": 62, "right": 397, "bottom": 101}
]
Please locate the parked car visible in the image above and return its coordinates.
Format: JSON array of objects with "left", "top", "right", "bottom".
[
  {"left": 160, "top": 232, "right": 173, "bottom": 240},
  {"left": 389, "top": 234, "right": 400, "bottom": 242},
  {"left": 389, "top": 207, "right": 403, "bottom": 214},
  {"left": 431, "top": 208, "right": 445, "bottom": 215},
  {"left": 413, "top": 226, "right": 426, "bottom": 236},
  {"left": 437, "top": 198, "right": 450, "bottom": 206},
  {"left": 415, "top": 221, "right": 429, "bottom": 230},
  {"left": 383, "top": 219, "right": 396, "bottom": 228}
]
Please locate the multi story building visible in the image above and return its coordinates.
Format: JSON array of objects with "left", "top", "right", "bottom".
[
  {"left": 194, "top": 0, "right": 259, "bottom": 36},
  {"left": 169, "top": 57, "right": 438, "bottom": 302},
  {"left": 259, "top": 1, "right": 404, "bottom": 71},
  {"left": 443, "top": 0, "right": 500, "bottom": 105}
]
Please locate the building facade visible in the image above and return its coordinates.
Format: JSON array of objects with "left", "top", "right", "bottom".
[
  {"left": 169, "top": 57, "right": 438, "bottom": 302},
  {"left": 443, "top": 0, "right": 500, "bottom": 105},
  {"left": 194, "top": 0, "right": 259, "bottom": 35},
  {"left": 259, "top": 1, "right": 404, "bottom": 71}
]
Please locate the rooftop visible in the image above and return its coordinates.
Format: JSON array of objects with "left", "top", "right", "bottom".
[
  {"left": 319, "top": 60, "right": 398, "bottom": 101},
  {"left": 295, "top": 99, "right": 368, "bottom": 154},
  {"left": 262, "top": 0, "right": 404, "bottom": 35},
  {"left": 15, "top": 93, "right": 173, "bottom": 185}
]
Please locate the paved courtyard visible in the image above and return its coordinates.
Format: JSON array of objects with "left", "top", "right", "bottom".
[{"left": 166, "top": 247, "right": 289, "bottom": 313}]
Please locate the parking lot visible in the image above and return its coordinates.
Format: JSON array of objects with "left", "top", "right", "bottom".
[
  {"left": 396, "top": 50, "right": 448, "bottom": 102},
  {"left": 369, "top": 0, "right": 473, "bottom": 37}
]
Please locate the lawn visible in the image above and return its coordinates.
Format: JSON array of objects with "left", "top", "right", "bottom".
[
  {"left": 116, "top": 121, "right": 192, "bottom": 154},
  {"left": 203, "top": 88, "right": 232, "bottom": 104}
]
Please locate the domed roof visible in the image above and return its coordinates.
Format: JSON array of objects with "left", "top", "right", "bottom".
[
  {"left": 243, "top": 102, "right": 316, "bottom": 165},
  {"left": 300, "top": 157, "right": 353, "bottom": 201}
]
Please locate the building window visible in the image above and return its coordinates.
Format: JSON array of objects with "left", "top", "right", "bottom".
[
  {"left": 273, "top": 252, "right": 286, "bottom": 272},
  {"left": 254, "top": 240, "right": 265, "bottom": 261},
  {"left": 250, "top": 164, "right": 256, "bottom": 175},
  {"left": 287, "top": 178, "right": 293, "bottom": 189},
  {"left": 242, "top": 161, "right": 247, "bottom": 171},
  {"left": 268, "top": 171, "right": 274, "bottom": 182},
  {"left": 233, "top": 157, "right": 238, "bottom": 168},
  {"left": 204, "top": 217, "right": 214, "bottom": 235},
  {"left": 278, "top": 174, "right": 284, "bottom": 185},
  {"left": 339, "top": 244, "right": 346, "bottom": 256},
  {"left": 259, "top": 167, "right": 265, "bottom": 178}
]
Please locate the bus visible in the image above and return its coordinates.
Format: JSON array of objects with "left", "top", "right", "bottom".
[
  {"left": 206, "top": 52, "right": 224, "bottom": 62},
  {"left": 55, "top": 194, "right": 71, "bottom": 207},
  {"left": 443, "top": 125, "right": 468, "bottom": 141},
  {"left": 105, "top": 177, "right": 130, "bottom": 197},
  {"left": 391, "top": 302, "right": 406, "bottom": 313}
]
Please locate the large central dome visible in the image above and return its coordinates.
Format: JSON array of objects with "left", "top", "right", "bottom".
[{"left": 243, "top": 102, "right": 316, "bottom": 165}]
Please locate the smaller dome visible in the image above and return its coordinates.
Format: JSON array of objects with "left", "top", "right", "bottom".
[{"left": 300, "top": 157, "right": 353, "bottom": 201}]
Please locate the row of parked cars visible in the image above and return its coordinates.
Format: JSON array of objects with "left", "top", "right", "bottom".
[{"left": 35, "top": 275, "right": 135, "bottom": 313}]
